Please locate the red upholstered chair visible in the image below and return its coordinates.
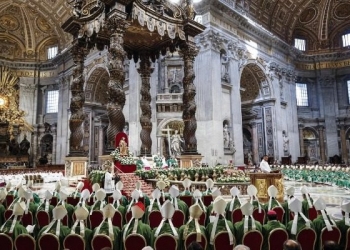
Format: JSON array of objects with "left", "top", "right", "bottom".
[
  {"left": 21, "top": 211, "right": 33, "bottom": 227},
  {"left": 242, "top": 230, "right": 263, "bottom": 250},
  {"left": 89, "top": 210, "right": 104, "bottom": 229},
  {"left": 108, "top": 196, "right": 113, "bottom": 204},
  {"left": 14, "top": 234, "right": 36, "bottom": 250},
  {"left": 36, "top": 210, "right": 50, "bottom": 228},
  {"left": 184, "top": 232, "right": 207, "bottom": 250},
  {"left": 154, "top": 234, "right": 178, "bottom": 250},
  {"left": 124, "top": 234, "right": 147, "bottom": 250},
  {"left": 4, "top": 209, "right": 12, "bottom": 220},
  {"left": 172, "top": 210, "right": 185, "bottom": 228},
  {"left": 308, "top": 206, "right": 318, "bottom": 221},
  {"left": 272, "top": 206, "right": 285, "bottom": 222},
  {"left": 252, "top": 208, "right": 265, "bottom": 225},
  {"left": 125, "top": 210, "right": 133, "bottom": 223},
  {"left": 87, "top": 198, "right": 95, "bottom": 206},
  {"left": 320, "top": 226, "right": 341, "bottom": 249},
  {"left": 179, "top": 196, "right": 193, "bottom": 208},
  {"left": 38, "top": 233, "right": 60, "bottom": 250},
  {"left": 112, "top": 210, "right": 123, "bottom": 229},
  {"left": 148, "top": 210, "right": 162, "bottom": 229},
  {"left": 0, "top": 233, "right": 13, "bottom": 250},
  {"left": 62, "top": 214, "right": 69, "bottom": 226},
  {"left": 50, "top": 197, "right": 58, "bottom": 207},
  {"left": 5, "top": 194, "right": 14, "bottom": 208},
  {"left": 203, "top": 195, "right": 213, "bottom": 207},
  {"left": 231, "top": 209, "right": 243, "bottom": 223},
  {"left": 213, "top": 231, "right": 236, "bottom": 250},
  {"left": 345, "top": 227, "right": 350, "bottom": 250},
  {"left": 67, "top": 197, "right": 80, "bottom": 207},
  {"left": 63, "top": 234, "right": 85, "bottom": 250},
  {"left": 199, "top": 212, "right": 206, "bottom": 226},
  {"left": 91, "top": 234, "right": 113, "bottom": 250},
  {"left": 268, "top": 228, "right": 288, "bottom": 250},
  {"left": 296, "top": 227, "right": 316, "bottom": 250}
]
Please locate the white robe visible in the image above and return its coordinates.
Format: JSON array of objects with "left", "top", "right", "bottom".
[
  {"left": 104, "top": 172, "right": 115, "bottom": 193},
  {"left": 260, "top": 159, "right": 271, "bottom": 173}
]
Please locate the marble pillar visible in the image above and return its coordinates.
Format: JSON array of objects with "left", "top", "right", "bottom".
[
  {"left": 251, "top": 122, "right": 259, "bottom": 165},
  {"left": 299, "top": 125, "right": 305, "bottom": 156},
  {"left": 339, "top": 125, "right": 348, "bottom": 163},
  {"left": 318, "top": 126, "right": 326, "bottom": 164}
]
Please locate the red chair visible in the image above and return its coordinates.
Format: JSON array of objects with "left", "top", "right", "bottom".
[
  {"left": 36, "top": 210, "right": 50, "bottom": 228},
  {"left": 125, "top": 210, "right": 132, "bottom": 223},
  {"left": 38, "top": 233, "right": 60, "bottom": 250},
  {"left": 50, "top": 197, "right": 58, "bottom": 207},
  {"left": 345, "top": 227, "right": 350, "bottom": 250},
  {"left": 5, "top": 195, "right": 14, "bottom": 208},
  {"left": 62, "top": 214, "right": 69, "bottom": 226},
  {"left": 89, "top": 210, "right": 104, "bottom": 229},
  {"left": 91, "top": 234, "right": 113, "bottom": 250},
  {"left": 213, "top": 231, "right": 236, "bottom": 250},
  {"left": 242, "top": 230, "right": 263, "bottom": 250},
  {"left": 199, "top": 212, "right": 206, "bottom": 226},
  {"left": 4, "top": 209, "right": 12, "bottom": 220},
  {"left": 180, "top": 196, "right": 193, "bottom": 208},
  {"left": 108, "top": 196, "right": 113, "bottom": 204},
  {"left": 14, "top": 234, "right": 36, "bottom": 250},
  {"left": 124, "top": 234, "right": 147, "bottom": 250},
  {"left": 148, "top": 210, "right": 162, "bottom": 229},
  {"left": 252, "top": 208, "right": 265, "bottom": 225},
  {"left": 231, "top": 209, "right": 243, "bottom": 223},
  {"left": 172, "top": 210, "right": 185, "bottom": 228},
  {"left": 203, "top": 195, "right": 213, "bottom": 207},
  {"left": 154, "top": 234, "right": 177, "bottom": 250},
  {"left": 320, "top": 226, "right": 341, "bottom": 249},
  {"left": 112, "top": 210, "right": 123, "bottom": 229},
  {"left": 296, "top": 227, "right": 316, "bottom": 250},
  {"left": 63, "top": 234, "right": 85, "bottom": 250},
  {"left": 21, "top": 211, "right": 33, "bottom": 227},
  {"left": 268, "top": 228, "right": 288, "bottom": 250},
  {"left": 0, "top": 233, "right": 13, "bottom": 250},
  {"left": 272, "top": 206, "right": 285, "bottom": 222},
  {"left": 184, "top": 232, "right": 207, "bottom": 250},
  {"left": 308, "top": 206, "right": 318, "bottom": 221},
  {"left": 67, "top": 197, "right": 80, "bottom": 207}
]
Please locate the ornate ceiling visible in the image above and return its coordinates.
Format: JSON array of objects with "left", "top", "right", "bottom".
[{"left": 1, "top": 0, "right": 349, "bottom": 62}]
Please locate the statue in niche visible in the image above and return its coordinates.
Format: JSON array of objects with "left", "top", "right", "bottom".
[
  {"left": 119, "top": 137, "right": 128, "bottom": 156},
  {"left": 9, "top": 137, "right": 19, "bottom": 155},
  {"left": 19, "top": 135, "right": 30, "bottom": 155},
  {"left": 283, "top": 131, "right": 289, "bottom": 152},
  {"left": 171, "top": 130, "right": 183, "bottom": 157},
  {"left": 223, "top": 124, "right": 231, "bottom": 148},
  {"left": 220, "top": 50, "right": 230, "bottom": 83}
]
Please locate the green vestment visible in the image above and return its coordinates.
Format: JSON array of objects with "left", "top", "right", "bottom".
[
  {"left": 92, "top": 221, "right": 120, "bottom": 250},
  {"left": 205, "top": 219, "right": 235, "bottom": 250},
  {"left": 121, "top": 220, "right": 152, "bottom": 250},
  {"left": 286, "top": 216, "right": 315, "bottom": 239},
  {"left": 150, "top": 222, "right": 179, "bottom": 248},
  {"left": 37, "top": 220, "right": 71, "bottom": 250},
  {"left": 0, "top": 219, "right": 28, "bottom": 241},
  {"left": 262, "top": 220, "right": 286, "bottom": 250},
  {"left": 336, "top": 218, "right": 350, "bottom": 249},
  {"left": 178, "top": 220, "right": 206, "bottom": 250},
  {"left": 234, "top": 217, "right": 262, "bottom": 244}
]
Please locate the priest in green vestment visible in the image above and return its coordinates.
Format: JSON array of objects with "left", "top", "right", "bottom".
[
  {"left": 181, "top": 179, "right": 192, "bottom": 196},
  {"left": 115, "top": 181, "right": 129, "bottom": 207},
  {"left": 178, "top": 203, "right": 206, "bottom": 250},
  {"left": 0, "top": 201, "right": 28, "bottom": 241},
  {"left": 89, "top": 188, "right": 106, "bottom": 214},
  {"left": 93, "top": 204, "right": 121, "bottom": 250},
  {"left": 151, "top": 200, "right": 179, "bottom": 247},
  {"left": 206, "top": 196, "right": 235, "bottom": 250},
  {"left": 300, "top": 186, "right": 314, "bottom": 218},
  {"left": 262, "top": 210, "right": 286, "bottom": 250},
  {"left": 69, "top": 181, "right": 84, "bottom": 199},
  {"left": 36, "top": 190, "right": 54, "bottom": 219},
  {"left": 203, "top": 179, "right": 214, "bottom": 195},
  {"left": 336, "top": 200, "right": 350, "bottom": 249},
  {"left": 286, "top": 197, "right": 314, "bottom": 239},
  {"left": 168, "top": 185, "right": 188, "bottom": 218},
  {"left": 111, "top": 189, "right": 126, "bottom": 227},
  {"left": 76, "top": 189, "right": 91, "bottom": 211},
  {"left": 144, "top": 189, "right": 162, "bottom": 224},
  {"left": 234, "top": 201, "right": 262, "bottom": 245},
  {"left": 135, "top": 180, "right": 150, "bottom": 207},
  {"left": 226, "top": 187, "right": 242, "bottom": 221},
  {"left": 192, "top": 189, "right": 207, "bottom": 217},
  {"left": 0, "top": 187, "right": 8, "bottom": 225},
  {"left": 205, "top": 188, "right": 221, "bottom": 225},
  {"left": 282, "top": 186, "right": 295, "bottom": 225},
  {"left": 56, "top": 189, "right": 74, "bottom": 226},
  {"left": 37, "top": 205, "right": 71, "bottom": 250},
  {"left": 71, "top": 206, "right": 93, "bottom": 250},
  {"left": 121, "top": 202, "right": 152, "bottom": 249},
  {"left": 265, "top": 185, "right": 283, "bottom": 212}
]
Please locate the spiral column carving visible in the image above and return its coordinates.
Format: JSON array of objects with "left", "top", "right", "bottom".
[
  {"left": 106, "top": 18, "right": 128, "bottom": 150},
  {"left": 180, "top": 43, "right": 199, "bottom": 154},
  {"left": 69, "top": 44, "right": 88, "bottom": 155},
  {"left": 138, "top": 54, "right": 154, "bottom": 156}
]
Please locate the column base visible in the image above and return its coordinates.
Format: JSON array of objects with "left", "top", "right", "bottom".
[
  {"left": 65, "top": 156, "right": 88, "bottom": 178},
  {"left": 178, "top": 155, "right": 203, "bottom": 168}
]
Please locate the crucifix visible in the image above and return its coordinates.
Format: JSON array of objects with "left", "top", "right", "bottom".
[{"left": 162, "top": 126, "right": 173, "bottom": 156}]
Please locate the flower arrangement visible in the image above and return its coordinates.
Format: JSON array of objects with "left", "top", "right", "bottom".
[
  {"left": 110, "top": 148, "right": 136, "bottom": 165},
  {"left": 88, "top": 170, "right": 106, "bottom": 184},
  {"left": 156, "top": 174, "right": 170, "bottom": 187}
]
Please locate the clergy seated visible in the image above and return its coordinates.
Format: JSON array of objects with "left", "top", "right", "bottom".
[
  {"left": 203, "top": 179, "right": 214, "bottom": 196},
  {"left": 178, "top": 203, "right": 207, "bottom": 250},
  {"left": 264, "top": 185, "right": 283, "bottom": 212},
  {"left": 89, "top": 188, "right": 107, "bottom": 214},
  {"left": 0, "top": 187, "right": 8, "bottom": 225},
  {"left": 181, "top": 179, "right": 192, "bottom": 196},
  {"left": 282, "top": 186, "right": 295, "bottom": 225},
  {"left": 7, "top": 185, "right": 26, "bottom": 211},
  {"left": 93, "top": 204, "right": 120, "bottom": 250},
  {"left": 0, "top": 201, "right": 29, "bottom": 241},
  {"left": 234, "top": 201, "right": 262, "bottom": 245},
  {"left": 135, "top": 180, "right": 151, "bottom": 208},
  {"left": 36, "top": 190, "right": 55, "bottom": 219},
  {"left": 69, "top": 181, "right": 84, "bottom": 199},
  {"left": 300, "top": 186, "right": 314, "bottom": 219},
  {"left": 57, "top": 190, "right": 74, "bottom": 226},
  {"left": 262, "top": 210, "right": 286, "bottom": 250},
  {"left": 121, "top": 202, "right": 152, "bottom": 249},
  {"left": 286, "top": 198, "right": 314, "bottom": 239},
  {"left": 226, "top": 187, "right": 242, "bottom": 221},
  {"left": 37, "top": 205, "right": 71, "bottom": 248},
  {"left": 70, "top": 206, "right": 93, "bottom": 250},
  {"left": 192, "top": 190, "right": 207, "bottom": 225},
  {"left": 168, "top": 185, "right": 189, "bottom": 218},
  {"left": 114, "top": 181, "right": 129, "bottom": 207},
  {"left": 336, "top": 201, "right": 350, "bottom": 249},
  {"left": 110, "top": 189, "right": 126, "bottom": 228},
  {"left": 75, "top": 189, "right": 91, "bottom": 211},
  {"left": 205, "top": 188, "right": 221, "bottom": 225},
  {"left": 151, "top": 200, "right": 179, "bottom": 249},
  {"left": 144, "top": 189, "right": 162, "bottom": 225},
  {"left": 205, "top": 196, "right": 235, "bottom": 250}
]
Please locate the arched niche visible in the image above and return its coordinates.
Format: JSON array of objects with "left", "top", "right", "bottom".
[
  {"left": 302, "top": 127, "right": 319, "bottom": 162},
  {"left": 157, "top": 118, "right": 184, "bottom": 158}
]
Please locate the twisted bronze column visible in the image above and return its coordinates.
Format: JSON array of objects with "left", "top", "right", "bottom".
[
  {"left": 106, "top": 18, "right": 128, "bottom": 150},
  {"left": 180, "top": 43, "right": 199, "bottom": 154},
  {"left": 69, "top": 44, "right": 88, "bottom": 155},
  {"left": 138, "top": 54, "right": 154, "bottom": 156}
]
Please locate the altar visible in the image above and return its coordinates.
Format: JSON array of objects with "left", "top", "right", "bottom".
[{"left": 249, "top": 173, "right": 284, "bottom": 202}]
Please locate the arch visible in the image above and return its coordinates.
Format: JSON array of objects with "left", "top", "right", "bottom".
[
  {"left": 85, "top": 66, "right": 110, "bottom": 104},
  {"left": 302, "top": 127, "right": 318, "bottom": 140},
  {"left": 40, "top": 134, "right": 53, "bottom": 157},
  {"left": 157, "top": 118, "right": 184, "bottom": 157}
]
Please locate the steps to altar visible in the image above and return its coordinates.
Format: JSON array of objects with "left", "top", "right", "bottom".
[{"left": 118, "top": 173, "right": 153, "bottom": 198}]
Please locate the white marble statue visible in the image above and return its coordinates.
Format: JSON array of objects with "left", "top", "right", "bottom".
[
  {"left": 223, "top": 124, "right": 230, "bottom": 148},
  {"left": 171, "top": 130, "right": 183, "bottom": 157}
]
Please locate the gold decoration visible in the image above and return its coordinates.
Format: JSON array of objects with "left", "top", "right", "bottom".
[{"left": 0, "top": 66, "right": 33, "bottom": 133}]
